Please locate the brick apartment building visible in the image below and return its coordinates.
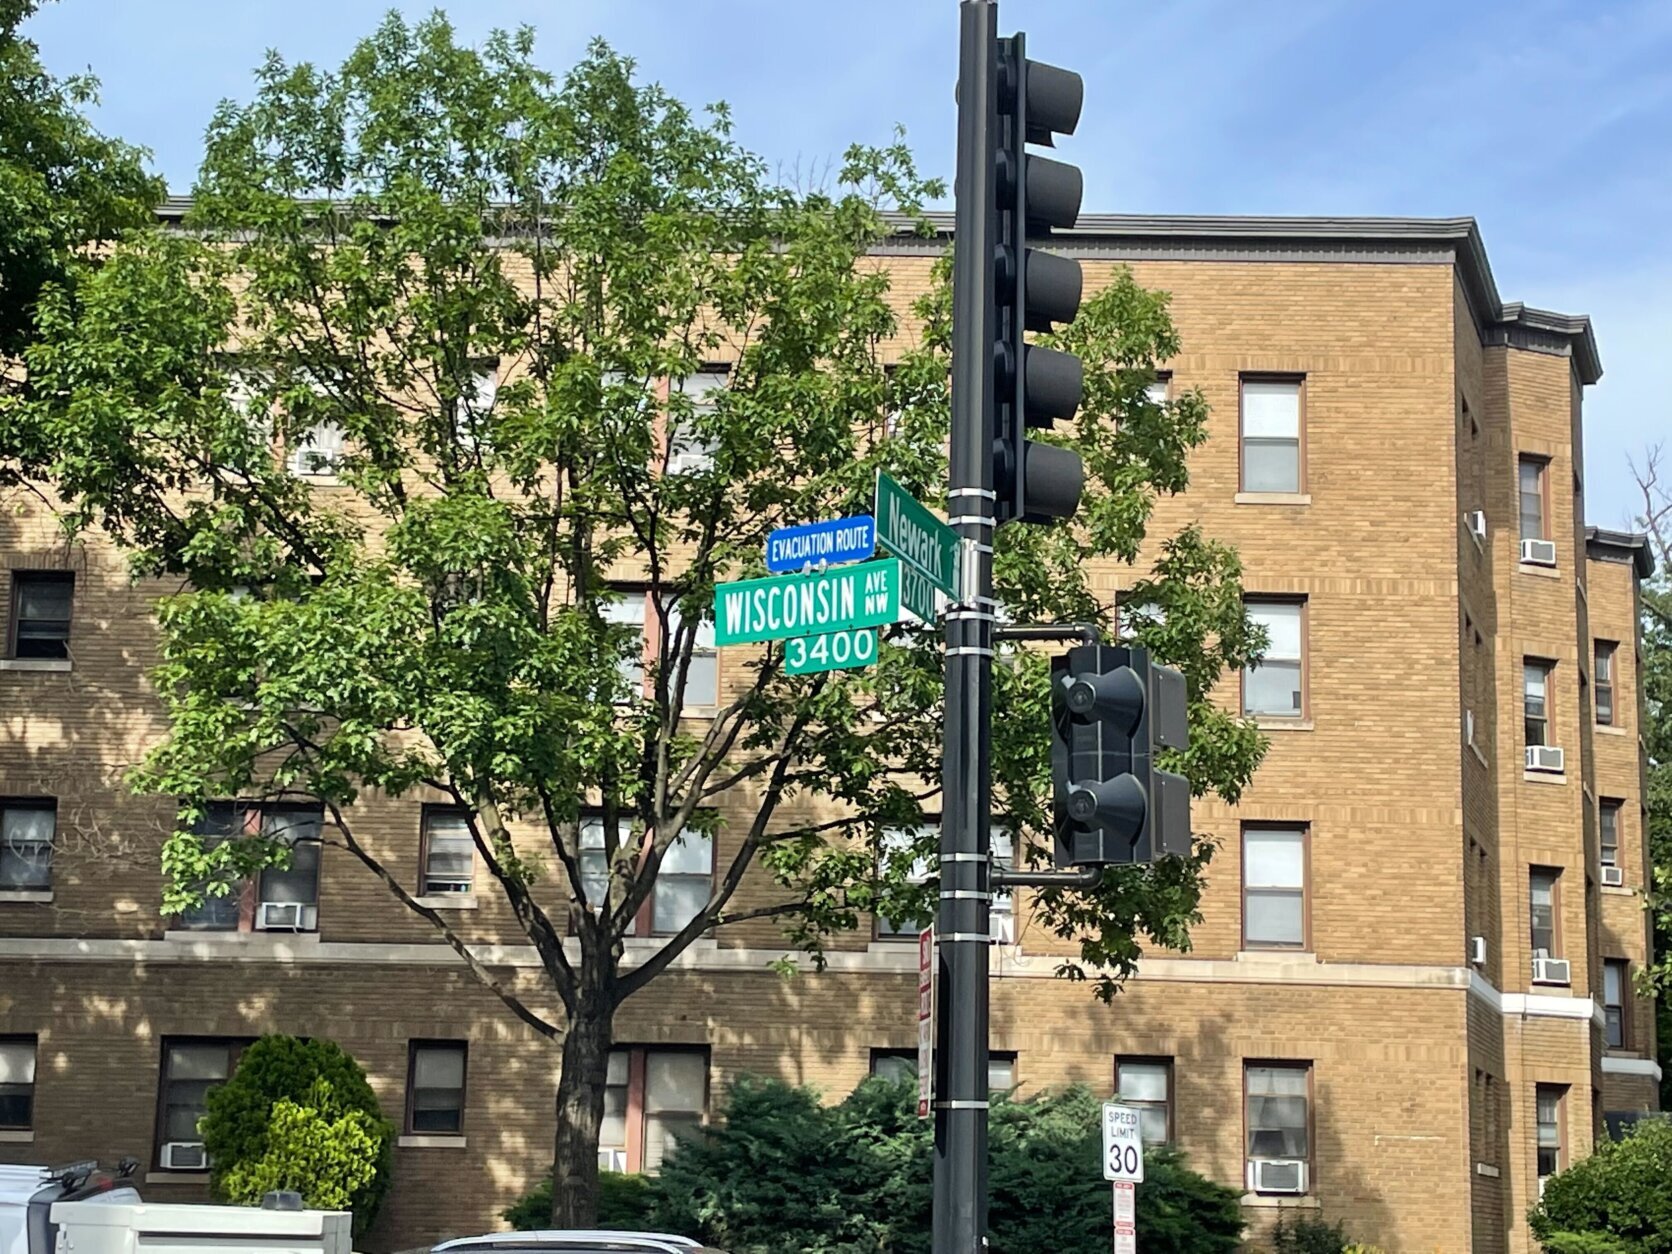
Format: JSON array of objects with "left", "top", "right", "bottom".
[{"left": 0, "top": 211, "right": 1658, "bottom": 1253}]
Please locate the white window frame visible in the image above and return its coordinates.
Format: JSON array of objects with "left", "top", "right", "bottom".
[
  {"left": 287, "top": 421, "right": 345, "bottom": 477},
  {"left": 667, "top": 369, "right": 726, "bottom": 475},
  {"left": 876, "top": 825, "right": 936, "bottom": 939},
  {"left": 0, "top": 801, "right": 55, "bottom": 892},
  {"left": 1243, "top": 600, "right": 1305, "bottom": 718}
]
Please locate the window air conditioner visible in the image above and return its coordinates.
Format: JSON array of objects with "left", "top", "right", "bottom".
[
  {"left": 1601, "top": 866, "right": 1625, "bottom": 888},
  {"left": 1525, "top": 745, "right": 1565, "bottom": 773},
  {"left": 1247, "top": 1158, "right": 1307, "bottom": 1194},
  {"left": 1521, "top": 538, "right": 1558, "bottom": 567},
  {"left": 991, "top": 911, "right": 1016, "bottom": 945},
  {"left": 1532, "top": 956, "right": 1572, "bottom": 985},
  {"left": 161, "top": 1141, "right": 207, "bottom": 1171},
  {"left": 1470, "top": 935, "right": 1487, "bottom": 966},
  {"left": 1467, "top": 511, "right": 1487, "bottom": 540},
  {"left": 598, "top": 1147, "right": 628, "bottom": 1172},
  {"left": 257, "top": 901, "right": 318, "bottom": 932}
]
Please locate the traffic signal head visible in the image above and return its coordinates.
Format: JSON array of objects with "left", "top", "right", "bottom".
[
  {"left": 1051, "top": 645, "right": 1192, "bottom": 867},
  {"left": 992, "top": 34, "right": 1087, "bottom": 526}
]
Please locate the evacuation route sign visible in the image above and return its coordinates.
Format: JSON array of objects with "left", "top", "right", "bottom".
[
  {"left": 876, "top": 472, "right": 959, "bottom": 599},
  {"left": 765, "top": 515, "right": 877, "bottom": 573},
  {"left": 713, "top": 559, "right": 902, "bottom": 646},
  {"left": 917, "top": 926, "right": 934, "bottom": 1119}
]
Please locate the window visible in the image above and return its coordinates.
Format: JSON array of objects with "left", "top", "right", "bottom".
[
  {"left": 1529, "top": 868, "right": 1560, "bottom": 959},
  {"left": 578, "top": 815, "right": 623, "bottom": 914},
  {"left": 0, "top": 1037, "right": 36, "bottom": 1130},
  {"left": 1524, "top": 661, "right": 1552, "bottom": 747},
  {"left": 652, "top": 831, "right": 714, "bottom": 935},
  {"left": 877, "top": 825, "right": 935, "bottom": 938},
  {"left": 1145, "top": 377, "right": 1170, "bottom": 407},
  {"left": 406, "top": 1041, "right": 467, "bottom": 1134},
  {"left": 8, "top": 572, "right": 73, "bottom": 660},
  {"left": 255, "top": 807, "right": 321, "bottom": 927},
  {"left": 1243, "top": 826, "right": 1306, "bottom": 949},
  {"left": 1536, "top": 1085, "right": 1565, "bottom": 1181},
  {"left": 1240, "top": 378, "right": 1302, "bottom": 493},
  {"left": 605, "top": 591, "right": 647, "bottom": 699},
  {"left": 1245, "top": 1063, "right": 1310, "bottom": 1188},
  {"left": 287, "top": 422, "right": 345, "bottom": 475},
  {"left": 1243, "top": 600, "right": 1305, "bottom": 717},
  {"left": 870, "top": 1048, "right": 1014, "bottom": 1093},
  {"left": 175, "top": 802, "right": 322, "bottom": 932},
  {"left": 1519, "top": 456, "right": 1549, "bottom": 542},
  {"left": 668, "top": 369, "right": 726, "bottom": 474},
  {"left": 156, "top": 1038, "right": 250, "bottom": 1167},
  {"left": 600, "top": 1047, "right": 708, "bottom": 1173},
  {"left": 664, "top": 601, "right": 718, "bottom": 708},
  {"left": 1595, "top": 642, "right": 1617, "bottom": 726},
  {"left": 455, "top": 360, "right": 498, "bottom": 449},
  {"left": 1116, "top": 1057, "right": 1172, "bottom": 1147},
  {"left": 0, "top": 801, "right": 54, "bottom": 891},
  {"left": 421, "top": 808, "right": 474, "bottom": 895},
  {"left": 1604, "top": 960, "right": 1628, "bottom": 1049},
  {"left": 1600, "top": 800, "right": 1621, "bottom": 869},
  {"left": 991, "top": 827, "right": 1015, "bottom": 943}
]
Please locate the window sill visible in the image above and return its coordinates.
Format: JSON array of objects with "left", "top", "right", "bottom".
[
  {"left": 1240, "top": 1193, "right": 1320, "bottom": 1210},
  {"left": 398, "top": 1133, "right": 467, "bottom": 1149},
  {"left": 0, "top": 1129, "right": 35, "bottom": 1144},
  {"left": 1253, "top": 718, "right": 1314, "bottom": 732},
  {"left": 163, "top": 928, "right": 323, "bottom": 945},
  {"left": 1475, "top": 1162, "right": 1500, "bottom": 1178},
  {"left": 145, "top": 1171, "right": 210, "bottom": 1185},
  {"left": 1530, "top": 978, "right": 1572, "bottom": 988},
  {"left": 1523, "top": 770, "right": 1568, "bottom": 785},
  {"left": 1236, "top": 949, "right": 1318, "bottom": 964},
  {"left": 0, "top": 658, "right": 71, "bottom": 673},
  {"left": 0, "top": 890, "right": 52, "bottom": 904},
  {"left": 414, "top": 894, "right": 478, "bottom": 910},
  {"left": 1519, "top": 561, "right": 1560, "bottom": 579},
  {"left": 1596, "top": 724, "right": 1631, "bottom": 737},
  {"left": 1234, "top": 492, "right": 1311, "bottom": 506},
  {"left": 1602, "top": 884, "right": 1635, "bottom": 897}
]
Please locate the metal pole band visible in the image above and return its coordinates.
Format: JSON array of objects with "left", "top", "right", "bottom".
[
  {"left": 935, "top": 1100, "right": 990, "bottom": 1110},
  {"left": 947, "top": 487, "right": 997, "bottom": 500},
  {"left": 940, "top": 852, "right": 987, "bottom": 864},
  {"left": 938, "top": 932, "right": 993, "bottom": 944},
  {"left": 945, "top": 646, "right": 994, "bottom": 658},
  {"left": 940, "top": 889, "right": 990, "bottom": 900}
]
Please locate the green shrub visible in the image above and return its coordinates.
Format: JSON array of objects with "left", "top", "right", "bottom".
[
  {"left": 1530, "top": 1117, "right": 1672, "bottom": 1253},
  {"left": 501, "top": 1171, "right": 653, "bottom": 1231},
  {"left": 496, "top": 1074, "right": 1243, "bottom": 1254},
  {"left": 200, "top": 1035, "right": 394, "bottom": 1237},
  {"left": 1269, "top": 1214, "right": 1352, "bottom": 1254}
]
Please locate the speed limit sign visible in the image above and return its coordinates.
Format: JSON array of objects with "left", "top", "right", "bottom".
[{"left": 1102, "top": 1102, "right": 1145, "bottom": 1182}]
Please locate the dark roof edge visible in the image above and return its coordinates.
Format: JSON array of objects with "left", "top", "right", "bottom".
[
  {"left": 150, "top": 196, "right": 1602, "bottom": 384},
  {"left": 1586, "top": 526, "right": 1655, "bottom": 579}
]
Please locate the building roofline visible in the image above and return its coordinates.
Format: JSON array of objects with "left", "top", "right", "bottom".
[
  {"left": 1586, "top": 526, "right": 1655, "bottom": 579},
  {"left": 151, "top": 197, "right": 1602, "bottom": 384}
]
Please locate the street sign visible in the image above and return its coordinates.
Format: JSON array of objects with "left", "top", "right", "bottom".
[
  {"left": 765, "top": 515, "right": 877, "bottom": 574},
  {"left": 917, "top": 926, "right": 934, "bottom": 1119},
  {"left": 1112, "top": 1181, "right": 1134, "bottom": 1225},
  {"left": 876, "top": 472, "right": 960, "bottom": 599},
  {"left": 1102, "top": 1103, "right": 1144, "bottom": 1183},
  {"left": 899, "top": 561, "right": 941, "bottom": 625},
  {"left": 1114, "top": 1231, "right": 1135, "bottom": 1254},
  {"left": 784, "top": 628, "right": 878, "bottom": 676},
  {"left": 714, "top": 560, "right": 902, "bottom": 646}
]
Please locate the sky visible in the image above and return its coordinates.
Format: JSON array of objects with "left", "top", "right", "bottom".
[{"left": 26, "top": 0, "right": 1672, "bottom": 527}]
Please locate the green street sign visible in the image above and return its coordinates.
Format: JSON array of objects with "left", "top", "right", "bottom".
[
  {"left": 715, "top": 559, "right": 902, "bottom": 646},
  {"left": 876, "top": 472, "right": 960, "bottom": 599},
  {"left": 784, "top": 628, "right": 879, "bottom": 675},
  {"left": 899, "top": 561, "right": 940, "bottom": 625}
]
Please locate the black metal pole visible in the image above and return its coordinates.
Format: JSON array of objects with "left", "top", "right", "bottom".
[{"left": 936, "top": 4, "right": 996, "bottom": 1253}]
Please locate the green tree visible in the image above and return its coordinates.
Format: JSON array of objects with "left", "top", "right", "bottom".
[
  {"left": 1529, "top": 1116, "right": 1672, "bottom": 1254},
  {"left": 8, "top": 14, "right": 1264, "bottom": 1226},
  {"left": 0, "top": 0, "right": 158, "bottom": 410},
  {"left": 593, "top": 1075, "right": 1240, "bottom": 1254},
  {"left": 1628, "top": 451, "right": 1672, "bottom": 1104},
  {"left": 200, "top": 1035, "right": 395, "bottom": 1237}
]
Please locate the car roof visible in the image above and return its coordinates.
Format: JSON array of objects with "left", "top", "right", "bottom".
[{"left": 433, "top": 1233, "right": 707, "bottom": 1254}]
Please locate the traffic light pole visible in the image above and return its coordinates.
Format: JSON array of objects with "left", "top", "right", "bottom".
[{"left": 936, "top": 3, "right": 997, "bottom": 1252}]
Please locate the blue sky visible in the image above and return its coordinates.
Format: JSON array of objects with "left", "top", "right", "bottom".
[{"left": 28, "top": 0, "right": 1672, "bottom": 526}]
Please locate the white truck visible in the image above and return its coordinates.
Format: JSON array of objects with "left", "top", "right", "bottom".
[{"left": 1, "top": 1162, "right": 352, "bottom": 1254}]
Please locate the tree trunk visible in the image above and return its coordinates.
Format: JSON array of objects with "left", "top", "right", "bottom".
[{"left": 551, "top": 997, "right": 614, "bottom": 1228}]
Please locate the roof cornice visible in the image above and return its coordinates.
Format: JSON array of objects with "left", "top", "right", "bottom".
[
  {"left": 151, "top": 196, "right": 1602, "bottom": 384},
  {"left": 1586, "top": 526, "right": 1655, "bottom": 579}
]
